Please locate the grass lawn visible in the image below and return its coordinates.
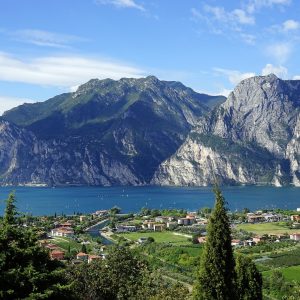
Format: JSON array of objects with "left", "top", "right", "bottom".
[
  {"left": 119, "top": 231, "right": 191, "bottom": 245},
  {"left": 51, "top": 236, "right": 83, "bottom": 251},
  {"left": 236, "top": 222, "right": 293, "bottom": 235},
  {"left": 263, "top": 265, "right": 300, "bottom": 283},
  {"left": 282, "top": 265, "right": 300, "bottom": 282}
]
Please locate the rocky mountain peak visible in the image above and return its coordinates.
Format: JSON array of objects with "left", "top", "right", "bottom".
[{"left": 153, "top": 75, "right": 300, "bottom": 187}]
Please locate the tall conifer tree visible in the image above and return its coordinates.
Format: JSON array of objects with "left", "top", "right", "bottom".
[
  {"left": 193, "top": 186, "right": 236, "bottom": 300},
  {"left": 235, "top": 254, "right": 262, "bottom": 300}
]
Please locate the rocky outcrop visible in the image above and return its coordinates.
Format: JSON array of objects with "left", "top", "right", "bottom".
[{"left": 153, "top": 74, "right": 300, "bottom": 186}]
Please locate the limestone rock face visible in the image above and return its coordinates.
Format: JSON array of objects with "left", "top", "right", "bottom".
[{"left": 153, "top": 74, "right": 300, "bottom": 186}]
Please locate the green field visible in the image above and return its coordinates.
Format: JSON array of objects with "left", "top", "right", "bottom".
[
  {"left": 119, "top": 231, "right": 192, "bottom": 245},
  {"left": 51, "top": 236, "right": 83, "bottom": 251},
  {"left": 263, "top": 265, "right": 300, "bottom": 283},
  {"left": 236, "top": 222, "right": 293, "bottom": 235},
  {"left": 281, "top": 265, "right": 300, "bottom": 282}
]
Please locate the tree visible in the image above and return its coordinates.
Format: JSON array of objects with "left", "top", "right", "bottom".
[
  {"left": 68, "top": 246, "right": 147, "bottom": 299},
  {"left": 68, "top": 246, "right": 189, "bottom": 300},
  {"left": 0, "top": 193, "right": 71, "bottom": 299},
  {"left": 242, "top": 208, "right": 250, "bottom": 214},
  {"left": 81, "top": 243, "right": 87, "bottom": 254},
  {"left": 235, "top": 254, "right": 262, "bottom": 300},
  {"left": 193, "top": 186, "right": 236, "bottom": 300},
  {"left": 110, "top": 206, "right": 121, "bottom": 215}
]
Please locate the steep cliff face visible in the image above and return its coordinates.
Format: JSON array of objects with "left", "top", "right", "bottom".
[
  {"left": 153, "top": 74, "right": 300, "bottom": 186},
  {"left": 1, "top": 76, "right": 224, "bottom": 186}
]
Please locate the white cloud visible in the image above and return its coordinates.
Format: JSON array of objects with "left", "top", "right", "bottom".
[
  {"left": 232, "top": 9, "right": 255, "bottom": 25},
  {"left": 261, "top": 64, "right": 288, "bottom": 78},
  {"left": 204, "top": 5, "right": 255, "bottom": 25},
  {"left": 247, "top": 0, "right": 291, "bottom": 13},
  {"left": 0, "top": 52, "right": 146, "bottom": 88},
  {"left": 9, "top": 29, "right": 85, "bottom": 48},
  {"left": 0, "top": 96, "right": 34, "bottom": 115},
  {"left": 213, "top": 68, "right": 256, "bottom": 85},
  {"left": 266, "top": 42, "right": 292, "bottom": 64},
  {"left": 192, "top": 5, "right": 255, "bottom": 45},
  {"left": 282, "top": 19, "right": 300, "bottom": 31},
  {"left": 95, "top": 0, "right": 145, "bottom": 11},
  {"left": 292, "top": 75, "right": 300, "bottom": 80}
]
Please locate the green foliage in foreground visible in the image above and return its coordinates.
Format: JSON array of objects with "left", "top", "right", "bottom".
[
  {"left": 0, "top": 193, "right": 71, "bottom": 299},
  {"left": 67, "top": 246, "right": 189, "bottom": 300}
]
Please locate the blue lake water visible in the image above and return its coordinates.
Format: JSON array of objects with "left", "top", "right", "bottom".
[{"left": 0, "top": 186, "right": 300, "bottom": 216}]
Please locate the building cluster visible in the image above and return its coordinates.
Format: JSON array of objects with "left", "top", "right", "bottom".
[
  {"left": 93, "top": 210, "right": 109, "bottom": 217},
  {"left": 246, "top": 212, "right": 282, "bottom": 223},
  {"left": 50, "top": 220, "right": 75, "bottom": 237},
  {"left": 115, "top": 212, "right": 207, "bottom": 233}
]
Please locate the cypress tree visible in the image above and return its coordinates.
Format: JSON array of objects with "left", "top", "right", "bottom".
[
  {"left": 4, "top": 192, "right": 18, "bottom": 225},
  {"left": 235, "top": 254, "right": 262, "bottom": 300},
  {"left": 193, "top": 186, "right": 236, "bottom": 300}
]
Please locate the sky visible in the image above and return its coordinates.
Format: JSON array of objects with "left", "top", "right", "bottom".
[{"left": 0, "top": 0, "right": 300, "bottom": 114}]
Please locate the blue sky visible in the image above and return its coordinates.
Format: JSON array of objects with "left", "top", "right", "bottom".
[{"left": 0, "top": 0, "right": 299, "bottom": 114}]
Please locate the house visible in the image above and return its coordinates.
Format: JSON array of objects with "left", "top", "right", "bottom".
[
  {"left": 291, "top": 215, "right": 300, "bottom": 222},
  {"left": 197, "top": 218, "right": 208, "bottom": 225},
  {"left": 155, "top": 216, "right": 168, "bottom": 223},
  {"left": 116, "top": 225, "right": 137, "bottom": 233},
  {"left": 231, "top": 239, "right": 241, "bottom": 247},
  {"left": 50, "top": 250, "right": 64, "bottom": 260},
  {"left": 51, "top": 227, "right": 74, "bottom": 237},
  {"left": 263, "top": 213, "right": 281, "bottom": 222},
  {"left": 166, "top": 222, "right": 177, "bottom": 230},
  {"left": 153, "top": 224, "right": 166, "bottom": 232},
  {"left": 142, "top": 221, "right": 155, "bottom": 230},
  {"left": 60, "top": 220, "right": 74, "bottom": 227},
  {"left": 88, "top": 255, "right": 101, "bottom": 263},
  {"left": 252, "top": 236, "right": 264, "bottom": 244},
  {"left": 178, "top": 218, "right": 193, "bottom": 226},
  {"left": 290, "top": 233, "right": 300, "bottom": 241},
  {"left": 243, "top": 240, "right": 255, "bottom": 246},
  {"left": 186, "top": 214, "right": 196, "bottom": 220},
  {"left": 247, "top": 214, "right": 265, "bottom": 223},
  {"left": 198, "top": 236, "right": 206, "bottom": 243},
  {"left": 80, "top": 215, "right": 87, "bottom": 222},
  {"left": 45, "top": 243, "right": 59, "bottom": 250},
  {"left": 94, "top": 210, "right": 108, "bottom": 216},
  {"left": 76, "top": 252, "right": 89, "bottom": 261}
]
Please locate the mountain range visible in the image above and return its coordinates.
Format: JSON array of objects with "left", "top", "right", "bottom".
[
  {"left": 0, "top": 76, "right": 224, "bottom": 186},
  {"left": 1, "top": 74, "right": 300, "bottom": 187}
]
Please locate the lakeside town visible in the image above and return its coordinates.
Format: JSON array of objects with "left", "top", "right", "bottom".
[
  {"left": 33, "top": 206, "right": 300, "bottom": 263},
  {"left": 2, "top": 190, "right": 300, "bottom": 299}
]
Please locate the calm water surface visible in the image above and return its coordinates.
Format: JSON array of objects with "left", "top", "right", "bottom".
[{"left": 0, "top": 186, "right": 299, "bottom": 216}]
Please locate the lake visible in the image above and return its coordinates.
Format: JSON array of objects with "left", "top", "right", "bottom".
[{"left": 0, "top": 186, "right": 300, "bottom": 216}]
